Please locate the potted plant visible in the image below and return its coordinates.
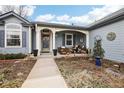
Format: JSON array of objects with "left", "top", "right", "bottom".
[
  {"left": 93, "top": 36, "right": 105, "bottom": 66},
  {"left": 33, "top": 49, "right": 38, "bottom": 57},
  {"left": 53, "top": 49, "right": 57, "bottom": 56}
]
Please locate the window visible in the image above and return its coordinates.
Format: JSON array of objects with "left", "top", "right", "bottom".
[
  {"left": 65, "top": 33, "right": 73, "bottom": 46},
  {"left": 5, "top": 23, "right": 22, "bottom": 47}
]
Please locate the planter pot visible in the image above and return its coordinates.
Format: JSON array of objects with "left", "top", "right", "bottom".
[
  {"left": 95, "top": 56, "right": 101, "bottom": 66},
  {"left": 33, "top": 49, "right": 38, "bottom": 57},
  {"left": 53, "top": 49, "right": 57, "bottom": 56}
]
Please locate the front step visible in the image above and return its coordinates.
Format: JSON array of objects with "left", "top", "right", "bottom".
[{"left": 39, "top": 52, "right": 53, "bottom": 58}]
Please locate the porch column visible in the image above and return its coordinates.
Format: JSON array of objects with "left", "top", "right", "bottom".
[
  {"left": 86, "top": 32, "right": 89, "bottom": 48},
  {"left": 28, "top": 26, "right": 32, "bottom": 53},
  {"left": 35, "top": 24, "right": 40, "bottom": 55},
  {"left": 52, "top": 31, "right": 56, "bottom": 50}
]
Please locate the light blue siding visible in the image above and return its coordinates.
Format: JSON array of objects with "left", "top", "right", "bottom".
[
  {"left": 55, "top": 31, "right": 86, "bottom": 49},
  {"left": 74, "top": 32, "right": 86, "bottom": 46},
  {"left": 0, "top": 16, "right": 30, "bottom": 54},
  {"left": 0, "top": 31, "right": 29, "bottom": 54},
  {"left": 3, "top": 15, "right": 24, "bottom": 24},
  {"left": 89, "top": 20, "right": 124, "bottom": 62},
  {"left": 55, "top": 32, "right": 63, "bottom": 48},
  {"left": 0, "top": 25, "right": 4, "bottom": 30}
]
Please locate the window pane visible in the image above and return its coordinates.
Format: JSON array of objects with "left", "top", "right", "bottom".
[
  {"left": 7, "top": 35, "right": 20, "bottom": 39},
  {"left": 13, "top": 35, "right": 19, "bottom": 38},
  {"left": 11, "top": 35, "right": 20, "bottom": 38},
  {"left": 7, "top": 39, "right": 20, "bottom": 46},
  {"left": 7, "top": 31, "right": 20, "bottom": 35},
  {"left": 6, "top": 24, "right": 20, "bottom": 30},
  {"left": 6, "top": 24, "right": 21, "bottom": 47},
  {"left": 67, "top": 35, "right": 72, "bottom": 39},
  {"left": 66, "top": 40, "right": 72, "bottom": 45}
]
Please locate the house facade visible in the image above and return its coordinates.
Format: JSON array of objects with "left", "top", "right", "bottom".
[
  {"left": 89, "top": 8, "right": 124, "bottom": 62},
  {"left": 0, "top": 8, "right": 124, "bottom": 62},
  {"left": 0, "top": 12, "right": 32, "bottom": 54},
  {"left": 32, "top": 22, "right": 89, "bottom": 54}
]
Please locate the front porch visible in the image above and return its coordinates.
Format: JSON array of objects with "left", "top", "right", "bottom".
[{"left": 33, "top": 24, "right": 89, "bottom": 55}]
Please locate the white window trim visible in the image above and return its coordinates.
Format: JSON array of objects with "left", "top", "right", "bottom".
[
  {"left": 5, "top": 23, "right": 22, "bottom": 48},
  {"left": 65, "top": 33, "right": 73, "bottom": 47}
]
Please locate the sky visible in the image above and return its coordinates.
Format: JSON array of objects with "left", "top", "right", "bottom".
[
  {"left": 0, "top": 5, "right": 124, "bottom": 26},
  {"left": 31, "top": 5, "right": 103, "bottom": 20}
]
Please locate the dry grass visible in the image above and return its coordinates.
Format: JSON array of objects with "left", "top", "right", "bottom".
[
  {"left": 0, "top": 57, "right": 37, "bottom": 88},
  {"left": 55, "top": 57, "right": 124, "bottom": 88}
]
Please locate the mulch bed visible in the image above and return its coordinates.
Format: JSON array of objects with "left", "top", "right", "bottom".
[
  {"left": 55, "top": 57, "right": 124, "bottom": 88},
  {"left": 0, "top": 58, "right": 37, "bottom": 88}
]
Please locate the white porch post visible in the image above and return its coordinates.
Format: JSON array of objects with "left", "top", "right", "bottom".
[
  {"left": 52, "top": 31, "right": 56, "bottom": 50},
  {"left": 28, "top": 26, "right": 32, "bottom": 53},
  {"left": 86, "top": 32, "right": 89, "bottom": 48},
  {"left": 35, "top": 24, "right": 40, "bottom": 55}
]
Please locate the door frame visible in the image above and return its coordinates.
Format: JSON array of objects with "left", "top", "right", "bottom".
[{"left": 41, "top": 34, "right": 50, "bottom": 53}]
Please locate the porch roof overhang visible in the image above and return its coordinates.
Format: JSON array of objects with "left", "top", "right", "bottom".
[
  {"left": 32, "top": 8, "right": 124, "bottom": 31},
  {"left": 87, "top": 8, "right": 124, "bottom": 30},
  {"left": 32, "top": 21, "right": 89, "bottom": 30},
  {"left": 0, "top": 11, "right": 32, "bottom": 25},
  {"left": 1, "top": 8, "right": 121, "bottom": 31},
  {"left": 0, "top": 8, "right": 123, "bottom": 31}
]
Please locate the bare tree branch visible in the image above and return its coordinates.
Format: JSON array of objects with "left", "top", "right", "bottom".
[
  {"left": 1, "top": 5, "right": 29, "bottom": 18},
  {"left": 2, "top": 5, "right": 15, "bottom": 13}
]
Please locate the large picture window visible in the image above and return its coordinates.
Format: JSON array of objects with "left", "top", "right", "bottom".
[
  {"left": 65, "top": 33, "right": 73, "bottom": 46},
  {"left": 5, "top": 23, "right": 22, "bottom": 47}
]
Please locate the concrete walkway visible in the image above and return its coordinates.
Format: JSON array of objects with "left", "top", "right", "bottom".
[{"left": 21, "top": 54, "right": 67, "bottom": 88}]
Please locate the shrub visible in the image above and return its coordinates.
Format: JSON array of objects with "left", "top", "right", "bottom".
[
  {"left": 93, "top": 39, "right": 105, "bottom": 58},
  {"left": 0, "top": 53, "right": 27, "bottom": 60}
]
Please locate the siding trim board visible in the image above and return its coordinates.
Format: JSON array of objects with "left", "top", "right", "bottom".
[
  {"left": 0, "top": 30, "right": 5, "bottom": 47},
  {"left": 22, "top": 32, "right": 27, "bottom": 47}
]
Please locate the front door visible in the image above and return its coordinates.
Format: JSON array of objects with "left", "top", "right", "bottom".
[{"left": 42, "top": 35, "right": 50, "bottom": 52}]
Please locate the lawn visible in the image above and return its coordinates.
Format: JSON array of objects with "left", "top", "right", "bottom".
[
  {"left": 55, "top": 57, "right": 124, "bottom": 88},
  {"left": 0, "top": 57, "right": 37, "bottom": 88}
]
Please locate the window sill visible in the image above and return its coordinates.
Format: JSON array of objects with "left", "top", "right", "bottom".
[
  {"left": 65, "top": 45, "right": 73, "bottom": 47},
  {"left": 5, "top": 46, "right": 22, "bottom": 48}
]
